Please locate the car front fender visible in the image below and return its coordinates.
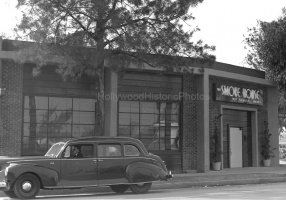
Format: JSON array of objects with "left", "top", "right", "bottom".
[
  {"left": 126, "top": 162, "right": 167, "bottom": 183},
  {"left": 6, "top": 164, "right": 59, "bottom": 189}
]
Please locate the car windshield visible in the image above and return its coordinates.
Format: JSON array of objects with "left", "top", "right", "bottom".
[{"left": 45, "top": 142, "right": 66, "bottom": 158}]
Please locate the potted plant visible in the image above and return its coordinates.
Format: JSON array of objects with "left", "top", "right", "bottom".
[
  {"left": 260, "top": 121, "right": 275, "bottom": 167},
  {"left": 210, "top": 114, "right": 223, "bottom": 171}
]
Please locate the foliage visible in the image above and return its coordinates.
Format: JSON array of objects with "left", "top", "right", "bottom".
[
  {"left": 14, "top": 0, "right": 215, "bottom": 74},
  {"left": 210, "top": 114, "right": 222, "bottom": 162},
  {"left": 278, "top": 92, "right": 286, "bottom": 134},
  {"left": 244, "top": 8, "right": 286, "bottom": 93},
  {"left": 13, "top": 0, "right": 216, "bottom": 133},
  {"left": 260, "top": 121, "right": 275, "bottom": 160}
]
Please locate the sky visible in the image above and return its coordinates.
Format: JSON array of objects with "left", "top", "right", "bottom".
[{"left": 0, "top": 0, "right": 286, "bottom": 67}]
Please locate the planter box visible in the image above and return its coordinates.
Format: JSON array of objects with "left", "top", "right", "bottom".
[
  {"left": 263, "top": 159, "right": 271, "bottom": 167},
  {"left": 212, "top": 162, "right": 221, "bottom": 171}
]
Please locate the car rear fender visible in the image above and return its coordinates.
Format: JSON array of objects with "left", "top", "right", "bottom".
[
  {"left": 6, "top": 164, "right": 59, "bottom": 189},
  {"left": 126, "top": 162, "right": 167, "bottom": 183}
]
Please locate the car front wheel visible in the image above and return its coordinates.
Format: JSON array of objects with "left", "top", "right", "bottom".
[
  {"left": 13, "top": 173, "right": 40, "bottom": 199},
  {"left": 130, "top": 182, "right": 152, "bottom": 194},
  {"left": 110, "top": 184, "right": 129, "bottom": 193}
]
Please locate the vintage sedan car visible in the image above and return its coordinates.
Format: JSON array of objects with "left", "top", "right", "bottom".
[{"left": 0, "top": 136, "right": 172, "bottom": 199}]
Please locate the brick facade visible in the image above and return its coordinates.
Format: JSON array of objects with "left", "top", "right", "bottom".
[
  {"left": 182, "top": 74, "right": 197, "bottom": 171},
  {"left": 209, "top": 77, "right": 268, "bottom": 166},
  {"left": 0, "top": 61, "right": 23, "bottom": 156}
]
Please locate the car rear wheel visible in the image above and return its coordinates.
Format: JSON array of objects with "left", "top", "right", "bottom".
[
  {"left": 130, "top": 182, "right": 152, "bottom": 194},
  {"left": 110, "top": 184, "right": 129, "bottom": 193},
  {"left": 4, "top": 191, "right": 17, "bottom": 198},
  {"left": 13, "top": 173, "right": 40, "bottom": 199}
]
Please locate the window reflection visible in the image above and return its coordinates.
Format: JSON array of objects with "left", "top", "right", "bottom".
[
  {"left": 49, "top": 97, "right": 72, "bottom": 110},
  {"left": 22, "top": 96, "right": 97, "bottom": 156},
  {"left": 24, "top": 96, "right": 48, "bottom": 109},
  {"left": 73, "top": 98, "right": 95, "bottom": 111},
  {"left": 72, "top": 125, "right": 95, "bottom": 137},
  {"left": 118, "top": 101, "right": 180, "bottom": 151},
  {"left": 119, "top": 101, "right": 139, "bottom": 113},
  {"left": 73, "top": 111, "right": 95, "bottom": 124}
]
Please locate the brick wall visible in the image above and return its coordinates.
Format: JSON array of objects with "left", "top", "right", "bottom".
[
  {"left": 0, "top": 61, "right": 23, "bottom": 156},
  {"left": 209, "top": 77, "right": 268, "bottom": 166},
  {"left": 182, "top": 74, "right": 198, "bottom": 171}
]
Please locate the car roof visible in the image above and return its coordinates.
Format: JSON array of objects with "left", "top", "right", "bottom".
[
  {"left": 65, "top": 136, "right": 148, "bottom": 154},
  {"left": 65, "top": 136, "right": 142, "bottom": 145}
]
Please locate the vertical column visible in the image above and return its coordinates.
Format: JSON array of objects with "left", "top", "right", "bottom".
[
  {"left": 251, "top": 111, "right": 259, "bottom": 166},
  {"left": 267, "top": 86, "right": 279, "bottom": 166},
  {"left": 104, "top": 68, "right": 118, "bottom": 137},
  {"left": 196, "top": 72, "right": 210, "bottom": 172},
  {"left": 0, "top": 37, "right": 3, "bottom": 139}
]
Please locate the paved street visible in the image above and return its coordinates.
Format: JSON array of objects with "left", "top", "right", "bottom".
[{"left": 2, "top": 182, "right": 286, "bottom": 200}]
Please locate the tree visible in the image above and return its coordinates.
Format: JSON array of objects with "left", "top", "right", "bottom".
[
  {"left": 244, "top": 8, "right": 286, "bottom": 136},
  {"left": 210, "top": 114, "right": 222, "bottom": 163},
  {"left": 14, "top": 0, "right": 215, "bottom": 133},
  {"left": 244, "top": 8, "right": 286, "bottom": 92},
  {"left": 260, "top": 121, "right": 275, "bottom": 160}
]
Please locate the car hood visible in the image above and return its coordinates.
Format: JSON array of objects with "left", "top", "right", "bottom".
[{"left": 0, "top": 156, "right": 48, "bottom": 165}]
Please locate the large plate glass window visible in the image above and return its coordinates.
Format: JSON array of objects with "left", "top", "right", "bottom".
[
  {"left": 22, "top": 96, "right": 98, "bottom": 155},
  {"left": 118, "top": 101, "right": 180, "bottom": 151}
]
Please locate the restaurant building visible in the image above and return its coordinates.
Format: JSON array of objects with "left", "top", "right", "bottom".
[{"left": 0, "top": 38, "right": 279, "bottom": 173}]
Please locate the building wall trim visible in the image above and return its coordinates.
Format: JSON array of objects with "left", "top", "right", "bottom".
[
  {"left": 206, "top": 68, "right": 276, "bottom": 87},
  {"left": 197, "top": 73, "right": 210, "bottom": 172}
]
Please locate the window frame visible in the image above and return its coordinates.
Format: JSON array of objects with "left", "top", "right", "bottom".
[
  {"left": 118, "top": 100, "right": 181, "bottom": 152},
  {"left": 22, "top": 95, "right": 98, "bottom": 156},
  {"left": 97, "top": 143, "right": 123, "bottom": 158},
  {"left": 61, "top": 143, "right": 95, "bottom": 159}
]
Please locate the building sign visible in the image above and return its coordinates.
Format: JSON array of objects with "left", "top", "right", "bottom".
[{"left": 214, "top": 83, "right": 263, "bottom": 105}]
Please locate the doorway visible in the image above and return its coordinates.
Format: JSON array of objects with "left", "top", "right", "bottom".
[
  {"left": 229, "top": 127, "right": 243, "bottom": 168},
  {"left": 223, "top": 108, "right": 253, "bottom": 168}
]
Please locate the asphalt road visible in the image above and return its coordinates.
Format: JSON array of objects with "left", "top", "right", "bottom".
[{"left": 2, "top": 182, "right": 286, "bottom": 200}]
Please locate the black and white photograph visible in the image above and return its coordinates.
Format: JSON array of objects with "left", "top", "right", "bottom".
[{"left": 0, "top": 0, "right": 286, "bottom": 199}]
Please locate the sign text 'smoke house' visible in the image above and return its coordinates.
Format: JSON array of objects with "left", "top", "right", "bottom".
[{"left": 214, "top": 83, "right": 263, "bottom": 106}]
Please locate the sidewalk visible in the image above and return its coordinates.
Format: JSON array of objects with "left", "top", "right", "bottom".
[
  {"left": 1, "top": 166, "right": 286, "bottom": 197},
  {"left": 152, "top": 166, "right": 286, "bottom": 190}
]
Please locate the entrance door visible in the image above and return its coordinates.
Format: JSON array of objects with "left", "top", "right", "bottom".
[{"left": 229, "top": 127, "right": 243, "bottom": 168}]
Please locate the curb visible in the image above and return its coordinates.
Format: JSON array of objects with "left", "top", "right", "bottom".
[
  {"left": 152, "top": 177, "right": 286, "bottom": 189},
  {"left": 1, "top": 177, "right": 286, "bottom": 198}
]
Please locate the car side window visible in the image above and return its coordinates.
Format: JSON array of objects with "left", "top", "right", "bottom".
[
  {"left": 98, "top": 144, "right": 122, "bottom": 157},
  {"left": 124, "top": 144, "right": 141, "bottom": 156},
  {"left": 63, "top": 144, "right": 94, "bottom": 158},
  {"left": 81, "top": 145, "right": 94, "bottom": 158}
]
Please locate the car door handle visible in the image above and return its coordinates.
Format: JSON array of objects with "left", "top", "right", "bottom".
[
  {"left": 50, "top": 162, "right": 54, "bottom": 165},
  {"left": 92, "top": 159, "right": 103, "bottom": 162}
]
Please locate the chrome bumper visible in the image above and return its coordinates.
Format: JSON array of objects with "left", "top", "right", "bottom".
[
  {"left": 0, "top": 181, "right": 6, "bottom": 188},
  {"left": 166, "top": 171, "right": 173, "bottom": 179},
  {"left": 0, "top": 170, "right": 7, "bottom": 189}
]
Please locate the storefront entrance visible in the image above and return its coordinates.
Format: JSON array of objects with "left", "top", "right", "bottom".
[{"left": 223, "top": 109, "right": 252, "bottom": 168}]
